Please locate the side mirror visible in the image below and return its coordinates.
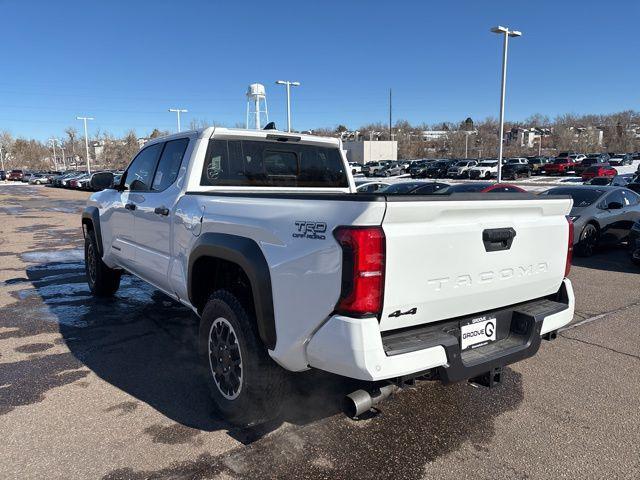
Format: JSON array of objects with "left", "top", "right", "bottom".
[
  {"left": 90, "top": 172, "right": 115, "bottom": 191},
  {"left": 607, "top": 201, "right": 623, "bottom": 210}
]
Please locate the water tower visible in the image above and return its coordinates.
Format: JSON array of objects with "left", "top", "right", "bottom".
[{"left": 246, "top": 83, "right": 269, "bottom": 129}]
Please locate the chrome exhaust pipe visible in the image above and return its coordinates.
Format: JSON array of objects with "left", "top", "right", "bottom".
[{"left": 343, "top": 383, "right": 398, "bottom": 418}]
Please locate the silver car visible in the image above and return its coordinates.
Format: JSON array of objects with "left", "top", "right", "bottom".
[{"left": 543, "top": 185, "right": 640, "bottom": 256}]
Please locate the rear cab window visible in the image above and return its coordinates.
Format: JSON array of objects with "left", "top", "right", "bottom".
[{"left": 201, "top": 139, "right": 348, "bottom": 188}]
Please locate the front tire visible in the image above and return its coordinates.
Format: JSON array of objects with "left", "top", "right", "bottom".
[
  {"left": 575, "top": 223, "right": 598, "bottom": 257},
  {"left": 85, "top": 230, "right": 121, "bottom": 296},
  {"left": 199, "top": 290, "right": 289, "bottom": 426}
]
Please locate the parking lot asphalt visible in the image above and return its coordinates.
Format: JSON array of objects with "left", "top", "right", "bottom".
[{"left": 1, "top": 184, "right": 639, "bottom": 480}]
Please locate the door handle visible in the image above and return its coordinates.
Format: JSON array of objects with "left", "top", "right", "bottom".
[
  {"left": 124, "top": 203, "right": 136, "bottom": 211},
  {"left": 154, "top": 206, "right": 170, "bottom": 216}
]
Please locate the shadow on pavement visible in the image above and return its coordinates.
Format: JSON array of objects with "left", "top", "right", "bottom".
[
  {"left": 3, "top": 259, "right": 362, "bottom": 440},
  {"left": 4, "top": 259, "right": 526, "bottom": 479},
  {"left": 571, "top": 245, "right": 638, "bottom": 275}
]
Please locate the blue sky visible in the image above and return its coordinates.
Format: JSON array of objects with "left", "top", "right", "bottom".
[{"left": 1, "top": 0, "right": 638, "bottom": 140}]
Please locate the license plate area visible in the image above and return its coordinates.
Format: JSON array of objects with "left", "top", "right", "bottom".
[
  {"left": 459, "top": 310, "right": 513, "bottom": 351},
  {"left": 460, "top": 317, "right": 496, "bottom": 350}
]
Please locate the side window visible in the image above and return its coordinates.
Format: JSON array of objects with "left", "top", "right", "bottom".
[
  {"left": 605, "top": 190, "right": 625, "bottom": 207},
  {"left": 151, "top": 138, "right": 189, "bottom": 191},
  {"left": 124, "top": 143, "right": 163, "bottom": 191},
  {"left": 622, "top": 190, "right": 639, "bottom": 206}
]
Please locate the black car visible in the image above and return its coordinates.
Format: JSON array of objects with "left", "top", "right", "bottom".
[
  {"left": 575, "top": 153, "right": 610, "bottom": 175},
  {"left": 425, "top": 160, "right": 455, "bottom": 178},
  {"left": 0, "top": 170, "right": 5, "bottom": 180},
  {"left": 378, "top": 181, "right": 449, "bottom": 194},
  {"left": 629, "top": 220, "right": 640, "bottom": 264},
  {"left": 608, "top": 153, "right": 633, "bottom": 166},
  {"left": 408, "top": 160, "right": 431, "bottom": 178},
  {"left": 502, "top": 162, "right": 532, "bottom": 180}
]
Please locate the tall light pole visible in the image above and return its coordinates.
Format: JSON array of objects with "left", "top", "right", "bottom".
[
  {"left": 76, "top": 116, "right": 94, "bottom": 173},
  {"left": 60, "top": 146, "right": 66, "bottom": 170},
  {"left": 168, "top": 108, "right": 188, "bottom": 133},
  {"left": 0, "top": 143, "right": 5, "bottom": 172},
  {"left": 49, "top": 137, "right": 59, "bottom": 170},
  {"left": 491, "top": 25, "right": 522, "bottom": 182},
  {"left": 275, "top": 81, "right": 300, "bottom": 132}
]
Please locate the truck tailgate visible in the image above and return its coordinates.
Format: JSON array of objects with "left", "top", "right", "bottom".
[{"left": 379, "top": 196, "right": 572, "bottom": 331}]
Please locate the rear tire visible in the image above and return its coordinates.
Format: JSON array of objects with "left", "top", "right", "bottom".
[
  {"left": 199, "top": 290, "right": 289, "bottom": 426},
  {"left": 575, "top": 223, "right": 598, "bottom": 257},
  {"left": 85, "top": 230, "right": 121, "bottom": 296}
]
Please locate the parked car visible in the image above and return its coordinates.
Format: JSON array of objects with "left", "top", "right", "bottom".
[
  {"left": 545, "top": 157, "right": 578, "bottom": 175},
  {"left": 574, "top": 153, "right": 610, "bottom": 175},
  {"left": 348, "top": 162, "right": 362, "bottom": 175},
  {"left": 82, "top": 127, "right": 575, "bottom": 425},
  {"left": 446, "top": 160, "right": 477, "bottom": 178},
  {"left": 542, "top": 185, "right": 640, "bottom": 256},
  {"left": 468, "top": 160, "right": 498, "bottom": 179},
  {"left": 608, "top": 153, "right": 633, "bottom": 166},
  {"left": 425, "top": 160, "right": 455, "bottom": 178},
  {"left": 502, "top": 159, "right": 532, "bottom": 180},
  {"left": 585, "top": 177, "right": 613, "bottom": 186},
  {"left": 527, "top": 156, "right": 552, "bottom": 175},
  {"left": 0, "top": 170, "right": 6, "bottom": 180},
  {"left": 408, "top": 160, "right": 431, "bottom": 178},
  {"left": 70, "top": 173, "right": 91, "bottom": 189},
  {"left": 375, "top": 161, "right": 404, "bottom": 177},
  {"left": 628, "top": 220, "right": 640, "bottom": 264},
  {"left": 8, "top": 169, "right": 24, "bottom": 181},
  {"left": 28, "top": 173, "right": 50, "bottom": 185},
  {"left": 61, "top": 172, "right": 87, "bottom": 187},
  {"left": 21, "top": 172, "right": 33, "bottom": 183},
  {"left": 581, "top": 165, "right": 617, "bottom": 181},
  {"left": 361, "top": 161, "right": 386, "bottom": 177},
  {"left": 355, "top": 180, "right": 391, "bottom": 193},
  {"left": 378, "top": 181, "right": 449, "bottom": 194},
  {"left": 610, "top": 174, "right": 635, "bottom": 186},
  {"left": 434, "top": 182, "right": 526, "bottom": 195}
]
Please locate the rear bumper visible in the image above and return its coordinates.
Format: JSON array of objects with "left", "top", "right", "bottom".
[{"left": 306, "top": 279, "right": 574, "bottom": 382}]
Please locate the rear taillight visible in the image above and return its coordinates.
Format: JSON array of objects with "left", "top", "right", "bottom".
[
  {"left": 334, "top": 226, "right": 385, "bottom": 317},
  {"left": 565, "top": 216, "right": 574, "bottom": 277}
]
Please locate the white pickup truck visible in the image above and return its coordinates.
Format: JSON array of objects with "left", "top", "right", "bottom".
[{"left": 82, "top": 127, "right": 575, "bottom": 425}]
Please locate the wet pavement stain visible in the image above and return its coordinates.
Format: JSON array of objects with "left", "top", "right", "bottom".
[
  {"left": 15, "top": 342, "right": 55, "bottom": 353},
  {"left": 144, "top": 423, "right": 204, "bottom": 445},
  {"left": 101, "top": 373, "right": 523, "bottom": 480},
  {"left": 0, "top": 352, "right": 90, "bottom": 415},
  {"left": 105, "top": 401, "right": 139, "bottom": 415}
]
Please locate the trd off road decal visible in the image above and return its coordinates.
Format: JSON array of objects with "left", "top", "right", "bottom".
[{"left": 293, "top": 221, "right": 327, "bottom": 240}]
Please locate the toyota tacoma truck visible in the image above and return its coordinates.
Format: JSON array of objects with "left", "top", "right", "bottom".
[{"left": 82, "top": 127, "right": 575, "bottom": 425}]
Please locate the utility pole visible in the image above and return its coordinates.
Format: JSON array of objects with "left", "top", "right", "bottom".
[
  {"left": 491, "top": 25, "right": 522, "bottom": 182},
  {"left": 389, "top": 88, "right": 392, "bottom": 141},
  {"left": 168, "top": 108, "right": 188, "bottom": 132},
  {"left": 60, "top": 146, "right": 66, "bottom": 170},
  {"left": 465, "top": 132, "right": 470, "bottom": 159},
  {"left": 0, "top": 143, "right": 4, "bottom": 172},
  {"left": 49, "top": 137, "right": 59, "bottom": 170},
  {"left": 76, "top": 116, "right": 94, "bottom": 173},
  {"left": 538, "top": 135, "right": 542, "bottom": 156},
  {"left": 275, "top": 80, "right": 300, "bottom": 132}
]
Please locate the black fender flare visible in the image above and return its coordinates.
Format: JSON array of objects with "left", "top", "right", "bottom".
[
  {"left": 188, "top": 232, "right": 276, "bottom": 350},
  {"left": 82, "top": 206, "right": 104, "bottom": 256}
]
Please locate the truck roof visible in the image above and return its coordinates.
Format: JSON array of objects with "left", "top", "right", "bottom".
[{"left": 144, "top": 126, "right": 342, "bottom": 149}]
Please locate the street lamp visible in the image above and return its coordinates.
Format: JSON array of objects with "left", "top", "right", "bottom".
[
  {"left": 168, "top": 108, "right": 188, "bottom": 133},
  {"left": 491, "top": 25, "right": 522, "bottom": 182},
  {"left": 76, "top": 116, "right": 94, "bottom": 174},
  {"left": 275, "top": 80, "right": 300, "bottom": 132}
]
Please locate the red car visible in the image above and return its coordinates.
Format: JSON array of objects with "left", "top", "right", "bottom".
[
  {"left": 7, "top": 169, "right": 23, "bottom": 181},
  {"left": 545, "top": 157, "right": 577, "bottom": 175},
  {"left": 581, "top": 165, "right": 617, "bottom": 181}
]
